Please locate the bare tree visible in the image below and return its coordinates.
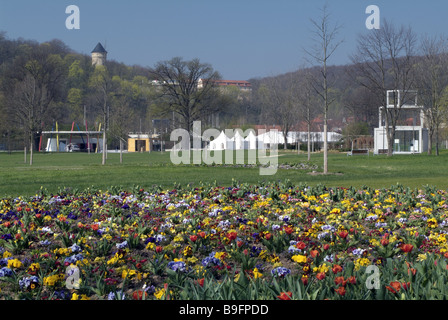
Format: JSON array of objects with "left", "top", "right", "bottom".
[
  {"left": 416, "top": 34, "right": 448, "bottom": 155},
  {"left": 150, "top": 57, "right": 222, "bottom": 136},
  {"left": 296, "top": 69, "right": 320, "bottom": 161},
  {"left": 258, "top": 74, "right": 299, "bottom": 149},
  {"left": 8, "top": 47, "right": 65, "bottom": 165},
  {"left": 350, "top": 20, "right": 417, "bottom": 156},
  {"left": 89, "top": 65, "right": 112, "bottom": 165},
  {"left": 304, "top": 4, "right": 343, "bottom": 173}
]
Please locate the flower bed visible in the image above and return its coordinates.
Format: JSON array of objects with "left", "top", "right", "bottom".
[{"left": 1, "top": 181, "right": 448, "bottom": 300}]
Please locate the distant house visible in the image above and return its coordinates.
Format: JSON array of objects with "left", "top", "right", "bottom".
[
  {"left": 198, "top": 79, "right": 252, "bottom": 91},
  {"left": 127, "top": 133, "right": 160, "bottom": 152}
]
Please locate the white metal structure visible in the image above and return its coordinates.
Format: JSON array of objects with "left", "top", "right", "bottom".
[{"left": 374, "top": 90, "right": 428, "bottom": 154}]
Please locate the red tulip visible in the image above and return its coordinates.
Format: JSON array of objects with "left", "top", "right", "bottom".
[
  {"left": 227, "top": 231, "right": 237, "bottom": 241},
  {"left": 335, "top": 286, "right": 346, "bottom": 296},
  {"left": 296, "top": 241, "right": 306, "bottom": 250},
  {"left": 338, "top": 230, "right": 348, "bottom": 239},
  {"left": 386, "top": 281, "right": 402, "bottom": 294},
  {"left": 189, "top": 235, "right": 198, "bottom": 242},
  {"left": 133, "top": 290, "right": 146, "bottom": 300},
  {"left": 332, "top": 264, "right": 343, "bottom": 274},
  {"left": 277, "top": 292, "right": 292, "bottom": 300},
  {"left": 334, "top": 276, "right": 347, "bottom": 286},
  {"left": 347, "top": 276, "right": 356, "bottom": 285},
  {"left": 400, "top": 244, "right": 413, "bottom": 253},
  {"left": 316, "top": 272, "right": 326, "bottom": 280},
  {"left": 284, "top": 226, "right": 294, "bottom": 235}
]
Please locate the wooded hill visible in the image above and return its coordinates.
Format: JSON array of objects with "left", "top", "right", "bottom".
[{"left": 1, "top": 30, "right": 448, "bottom": 152}]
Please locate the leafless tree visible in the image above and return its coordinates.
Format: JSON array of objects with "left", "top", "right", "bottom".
[
  {"left": 8, "top": 46, "right": 65, "bottom": 165},
  {"left": 150, "top": 57, "right": 222, "bottom": 136},
  {"left": 258, "top": 74, "right": 300, "bottom": 149},
  {"left": 89, "top": 65, "right": 112, "bottom": 165},
  {"left": 304, "top": 4, "right": 343, "bottom": 173},
  {"left": 296, "top": 70, "right": 320, "bottom": 161},
  {"left": 350, "top": 20, "right": 417, "bottom": 156},
  {"left": 416, "top": 34, "right": 448, "bottom": 155}
]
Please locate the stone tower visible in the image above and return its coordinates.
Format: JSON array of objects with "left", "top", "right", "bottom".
[{"left": 91, "top": 42, "right": 107, "bottom": 67}]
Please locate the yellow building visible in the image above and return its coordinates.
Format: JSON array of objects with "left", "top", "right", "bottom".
[{"left": 127, "top": 133, "right": 159, "bottom": 152}]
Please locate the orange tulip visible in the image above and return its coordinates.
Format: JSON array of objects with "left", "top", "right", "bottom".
[
  {"left": 277, "top": 292, "right": 292, "bottom": 300},
  {"left": 347, "top": 276, "right": 356, "bottom": 285},
  {"left": 284, "top": 226, "right": 294, "bottom": 235},
  {"left": 227, "top": 231, "right": 237, "bottom": 241},
  {"left": 296, "top": 241, "right": 306, "bottom": 250},
  {"left": 316, "top": 272, "right": 326, "bottom": 280},
  {"left": 386, "top": 281, "right": 402, "bottom": 294},
  {"left": 400, "top": 244, "right": 413, "bottom": 253},
  {"left": 332, "top": 264, "right": 343, "bottom": 274},
  {"left": 335, "top": 286, "right": 346, "bottom": 296},
  {"left": 338, "top": 230, "right": 348, "bottom": 239},
  {"left": 334, "top": 276, "right": 347, "bottom": 286}
]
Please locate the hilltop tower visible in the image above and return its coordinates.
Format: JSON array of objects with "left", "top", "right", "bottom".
[{"left": 91, "top": 42, "right": 107, "bottom": 67}]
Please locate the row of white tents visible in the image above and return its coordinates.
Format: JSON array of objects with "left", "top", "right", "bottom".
[{"left": 207, "top": 130, "right": 342, "bottom": 150}]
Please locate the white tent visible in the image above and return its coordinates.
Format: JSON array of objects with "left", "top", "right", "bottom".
[
  {"left": 257, "top": 130, "right": 285, "bottom": 146},
  {"left": 232, "top": 130, "right": 245, "bottom": 150},
  {"left": 244, "top": 130, "right": 258, "bottom": 149},
  {"left": 209, "top": 131, "right": 230, "bottom": 150}
]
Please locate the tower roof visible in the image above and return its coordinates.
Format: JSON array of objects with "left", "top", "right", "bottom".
[{"left": 91, "top": 42, "right": 107, "bottom": 53}]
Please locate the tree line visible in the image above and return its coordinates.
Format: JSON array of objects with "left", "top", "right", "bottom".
[{"left": 1, "top": 14, "right": 448, "bottom": 167}]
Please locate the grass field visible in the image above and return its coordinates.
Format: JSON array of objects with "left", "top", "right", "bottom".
[{"left": 1, "top": 149, "right": 448, "bottom": 198}]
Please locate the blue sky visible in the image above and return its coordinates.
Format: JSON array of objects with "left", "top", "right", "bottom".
[{"left": 0, "top": 0, "right": 447, "bottom": 80}]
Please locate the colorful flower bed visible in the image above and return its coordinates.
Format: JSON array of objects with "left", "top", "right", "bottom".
[{"left": 1, "top": 181, "right": 448, "bottom": 300}]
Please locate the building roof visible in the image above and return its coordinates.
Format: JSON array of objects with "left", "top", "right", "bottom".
[
  {"left": 91, "top": 42, "right": 107, "bottom": 53},
  {"left": 214, "top": 80, "right": 251, "bottom": 87}
]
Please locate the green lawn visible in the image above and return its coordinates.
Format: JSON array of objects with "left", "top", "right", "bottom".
[{"left": 1, "top": 149, "right": 447, "bottom": 198}]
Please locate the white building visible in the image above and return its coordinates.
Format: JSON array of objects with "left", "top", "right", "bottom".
[{"left": 374, "top": 90, "right": 428, "bottom": 154}]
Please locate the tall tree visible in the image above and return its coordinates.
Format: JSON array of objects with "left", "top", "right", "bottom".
[
  {"left": 259, "top": 74, "right": 299, "bottom": 149},
  {"left": 296, "top": 70, "right": 320, "bottom": 161},
  {"left": 304, "top": 4, "right": 343, "bottom": 173},
  {"left": 88, "top": 65, "right": 112, "bottom": 164},
  {"left": 350, "top": 20, "right": 417, "bottom": 156},
  {"left": 7, "top": 43, "right": 66, "bottom": 164},
  {"left": 150, "top": 57, "right": 222, "bottom": 135},
  {"left": 416, "top": 34, "right": 448, "bottom": 155}
]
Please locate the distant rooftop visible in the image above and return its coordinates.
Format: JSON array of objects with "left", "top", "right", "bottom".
[{"left": 91, "top": 42, "right": 107, "bottom": 53}]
